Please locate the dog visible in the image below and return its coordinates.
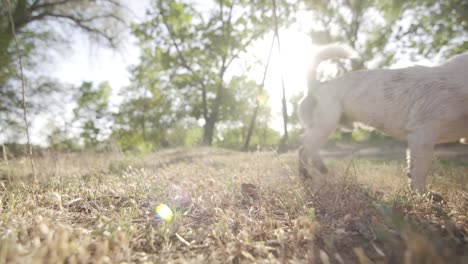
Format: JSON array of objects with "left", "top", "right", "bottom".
[{"left": 298, "top": 44, "right": 468, "bottom": 193}]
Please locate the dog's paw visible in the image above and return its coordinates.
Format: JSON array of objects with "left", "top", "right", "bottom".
[
  {"left": 299, "top": 166, "right": 312, "bottom": 179},
  {"left": 317, "top": 165, "right": 328, "bottom": 175},
  {"left": 414, "top": 191, "right": 445, "bottom": 203},
  {"left": 427, "top": 192, "right": 444, "bottom": 203}
]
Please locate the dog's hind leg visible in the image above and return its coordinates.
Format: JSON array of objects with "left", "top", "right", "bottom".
[{"left": 406, "top": 131, "right": 436, "bottom": 193}]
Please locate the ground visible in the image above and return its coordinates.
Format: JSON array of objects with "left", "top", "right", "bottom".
[{"left": 0, "top": 143, "right": 467, "bottom": 263}]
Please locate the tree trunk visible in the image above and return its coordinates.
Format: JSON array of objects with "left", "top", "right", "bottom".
[
  {"left": 202, "top": 116, "right": 216, "bottom": 145},
  {"left": 242, "top": 35, "right": 275, "bottom": 151},
  {"left": 273, "top": 0, "right": 288, "bottom": 151},
  {"left": 281, "top": 88, "right": 289, "bottom": 140},
  {"left": 202, "top": 75, "right": 225, "bottom": 145},
  {"left": 243, "top": 105, "right": 259, "bottom": 151}
]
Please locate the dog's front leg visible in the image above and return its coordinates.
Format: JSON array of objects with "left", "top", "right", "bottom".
[
  {"left": 299, "top": 128, "right": 333, "bottom": 178},
  {"left": 298, "top": 146, "right": 311, "bottom": 178},
  {"left": 298, "top": 145, "right": 328, "bottom": 179},
  {"left": 406, "top": 133, "right": 435, "bottom": 193}
]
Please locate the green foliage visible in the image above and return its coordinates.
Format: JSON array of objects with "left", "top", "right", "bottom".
[
  {"left": 220, "top": 76, "right": 264, "bottom": 123},
  {"left": 110, "top": 55, "right": 190, "bottom": 150},
  {"left": 130, "top": 0, "right": 294, "bottom": 145},
  {"left": 110, "top": 130, "right": 153, "bottom": 153},
  {"left": 304, "top": 0, "right": 397, "bottom": 71},
  {"left": 379, "top": 0, "right": 468, "bottom": 59},
  {"left": 166, "top": 123, "right": 203, "bottom": 147},
  {"left": 3, "top": 0, "right": 466, "bottom": 149},
  {"left": 351, "top": 129, "right": 371, "bottom": 142},
  {"left": 73, "top": 82, "right": 112, "bottom": 147},
  {"left": 46, "top": 122, "right": 80, "bottom": 151},
  {"left": 1, "top": 76, "right": 66, "bottom": 141},
  {"left": 0, "top": 25, "right": 60, "bottom": 136},
  {"left": 215, "top": 76, "right": 278, "bottom": 149},
  {"left": 0, "top": 0, "right": 126, "bottom": 138},
  {"left": 217, "top": 126, "right": 280, "bottom": 150}
]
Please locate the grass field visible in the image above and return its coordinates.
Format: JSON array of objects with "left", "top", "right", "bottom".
[{"left": 0, "top": 146, "right": 467, "bottom": 263}]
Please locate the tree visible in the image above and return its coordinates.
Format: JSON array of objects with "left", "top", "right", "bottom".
[
  {"left": 72, "top": 81, "right": 111, "bottom": 147},
  {"left": 0, "top": 76, "right": 62, "bottom": 140},
  {"left": 46, "top": 121, "right": 79, "bottom": 151},
  {"left": 217, "top": 75, "right": 277, "bottom": 149},
  {"left": 379, "top": 0, "right": 467, "bottom": 59},
  {"left": 0, "top": 0, "right": 126, "bottom": 138},
  {"left": 111, "top": 54, "right": 193, "bottom": 151},
  {"left": 131, "top": 0, "right": 293, "bottom": 145},
  {"left": 304, "top": 0, "right": 398, "bottom": 72},
  {"left": 111, "top": 82, "right": 182, "bottom": 151}
]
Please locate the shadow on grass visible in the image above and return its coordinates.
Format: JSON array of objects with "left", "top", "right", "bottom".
[{"left": 300, "top": 176, "right": 467, "bottom": 263}]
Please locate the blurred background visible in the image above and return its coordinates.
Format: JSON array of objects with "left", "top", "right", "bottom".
[{"left": 1, "top": 0, "right": 467, "bottom": 155}]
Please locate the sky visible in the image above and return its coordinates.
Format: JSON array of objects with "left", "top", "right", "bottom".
[{"left": 47, "top": 0, "right": 146, "bottom": 95}]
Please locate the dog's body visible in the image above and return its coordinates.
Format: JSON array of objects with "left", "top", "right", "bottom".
[{"left": 299, "top": 45, "right": 468, "bottom": 192}]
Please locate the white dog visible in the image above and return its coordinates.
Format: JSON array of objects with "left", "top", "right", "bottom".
[{"left": 298, "top": 44, "right": 468, "bottom": 193}]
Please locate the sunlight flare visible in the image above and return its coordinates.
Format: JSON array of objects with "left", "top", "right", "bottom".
[{"left": 155, "top": 204, "right": 174, "bottom": 223}]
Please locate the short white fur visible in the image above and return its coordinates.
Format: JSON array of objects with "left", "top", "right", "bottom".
[{"left": 298, "top": 44, "right": 468, "bottom": 192}]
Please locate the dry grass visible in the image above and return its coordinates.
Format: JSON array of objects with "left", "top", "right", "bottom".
[{"left": 0, "top": 147, "right": 466, "bottom": 263}]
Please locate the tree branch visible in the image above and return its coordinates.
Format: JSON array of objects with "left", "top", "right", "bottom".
[
  {"left": 157, "top": 5, "right": 210, "bottom": 120},
  {"left": 225, "top": 29, "right": 263, "bottom": 71},
  {"left": 31, "top": 0, "right": 123, "bottom": 11},
  {"left": 30, "top": 0, "right": 41, "bottom": 9},
  {"left": 31, "top": 0, "right": 82, "bottom": 11},
  {"left": 34, "top": 12, "right": 117, "bottom": 46}
]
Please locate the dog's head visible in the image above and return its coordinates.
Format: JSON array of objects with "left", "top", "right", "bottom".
[{"left": 300, "top": 76, "right": 355, "bottom": 131}]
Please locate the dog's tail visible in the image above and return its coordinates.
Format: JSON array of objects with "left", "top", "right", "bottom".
[{"left": 308, "top": 44, "right": 359, "bottom": 90}]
